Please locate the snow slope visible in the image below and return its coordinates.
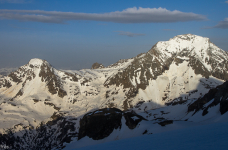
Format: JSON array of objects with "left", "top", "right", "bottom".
[
  {"left": 70, "top": 120, "right": 228, "bottom": 150},
  {"left": 0, "top": 34, "right": 227, "bottom": 132},
  {"left": 64, "top": 82, "right": 228, "bottom": 149},
  {"left": 0, "top": 34, "right": 228, "bottom": 150}
]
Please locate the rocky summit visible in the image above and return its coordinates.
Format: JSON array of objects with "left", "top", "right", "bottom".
[
  {"left": 0, "top": 34, "right": 228, "bottom": 149},
  {"left": 91, "top": 62, "right": 104, "bottom": 69}
]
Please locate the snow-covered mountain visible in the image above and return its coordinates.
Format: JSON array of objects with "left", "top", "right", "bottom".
[{"left": 0, "top": 34, "right": 228, "bottom": 149}]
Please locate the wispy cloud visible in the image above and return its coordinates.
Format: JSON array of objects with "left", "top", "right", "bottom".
[
  {"left": 225, "top": 1, "right": 228, "bottom": 4},
  {"left": 202, "top": 18, "right": 228, "bottom": 29},
  {"left": 213, "top": 18, "right": 228, "bottom": 29},
  {"left": 0, "top": 7, "right": 207, "bottom": 24},
  {"left": 0, "top": 0, "right": 28, "bottom": 3},
  {"left": 114, "top": 31, "right": 145, "bottom": 37}
]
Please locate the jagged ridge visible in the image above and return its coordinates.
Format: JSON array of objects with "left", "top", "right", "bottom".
[{"left": 0, "top": 34, "right": 227, "bottom": 134}]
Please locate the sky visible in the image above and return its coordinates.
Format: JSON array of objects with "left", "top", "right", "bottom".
[{"left": 0, "top": 0, "right": 228, "bottom": 70}]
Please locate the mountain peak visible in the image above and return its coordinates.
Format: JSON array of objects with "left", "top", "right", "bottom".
[
  {"left": 170, "top": 34, "right": 211, "bottom": 45},
  {"left": 171, "top": 34, "right": 202, "bottom": 40},
  {"left": 28, "top": 58, "right": 51, "bottom": 68},
  {"left": 28, "top": 58, "right": 44, "bottom": 66},
  {"left": 154, "top": 34, "right": 214, "bottom": 55}
]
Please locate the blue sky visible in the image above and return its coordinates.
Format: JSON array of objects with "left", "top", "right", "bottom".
[{"left": 0, "top": 0, "right": 228, "bottom": 69}]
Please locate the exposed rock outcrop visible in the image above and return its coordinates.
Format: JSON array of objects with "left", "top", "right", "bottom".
[
  {"left": 91, "top": 62, "right": 104, "bottom": 69},
  {"left": 78, "top": 108, "right": 146, "bottom": 140},
  {"left": 188, "top": 81, "right": 228, "bottom": 115}
]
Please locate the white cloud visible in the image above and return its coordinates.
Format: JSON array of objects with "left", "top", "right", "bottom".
[
  {"left": 115, "top": 31, "right": 145, "bottom": 37},
  {"left": 0, "top": 7, "right": 207, "bottom": 24},
  {"left": 213, "top": 18, "right": 228, "bottom": 29},
  {"left": 225, "top": 1, "right": 228, "bottom": 4}
]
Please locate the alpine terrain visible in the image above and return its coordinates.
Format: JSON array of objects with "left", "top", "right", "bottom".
[{"left": 0, "top": 34, "right": 228, "bottom": 150}]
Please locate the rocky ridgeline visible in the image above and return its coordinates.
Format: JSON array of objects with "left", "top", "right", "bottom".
[
  {"left": 91, "top": 62, "right": 104, "bottom": 69},
  {"left": 0, "top": 34, "right": 228, "bottom": 149}
]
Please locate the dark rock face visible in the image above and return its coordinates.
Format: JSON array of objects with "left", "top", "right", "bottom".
[
  {"left": 44, "top": 102, "right": 61, "bottom": 111},
  {"left": 8, "top": 72, "right": 22, "bottom": 84},
  {"left": 0, "top": 79, "right": 12, "bottom": 88},
  {"left": 220, "top": 100, "right": 228, "bottom": 115},
  {"left": 39, "top": 61, "right": 67, "bottom": 98},
  {"left": 188, "top": 81, "right": 228, "bottom": 115},
  {"left": 62, "top": 72, "right": 79, "bottom": 82},
  {"left": 91, "top": 62, "right": 104, "bottom": 69},
  {"left": 78, "top": 108, "right": 122, "bottom": 140},
  {"left": 189, "top": 56, "right": 210, "bottom": 78},
  {"left": 158, "top": 120, "right": 173, "bottom": 126},
  {"left": 78, "top": 108, "right": 146, "bottom": 140},
  {"left": 123, "top": 111, "right": 146, "bottom": 129}
]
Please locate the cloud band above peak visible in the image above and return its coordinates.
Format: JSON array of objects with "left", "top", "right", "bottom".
[
  {"left": 213, "top": 18, "right": 228, "bottom": 29},
  {"left": 0, "top": 7, "right": 207, "bottom": 24}
]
